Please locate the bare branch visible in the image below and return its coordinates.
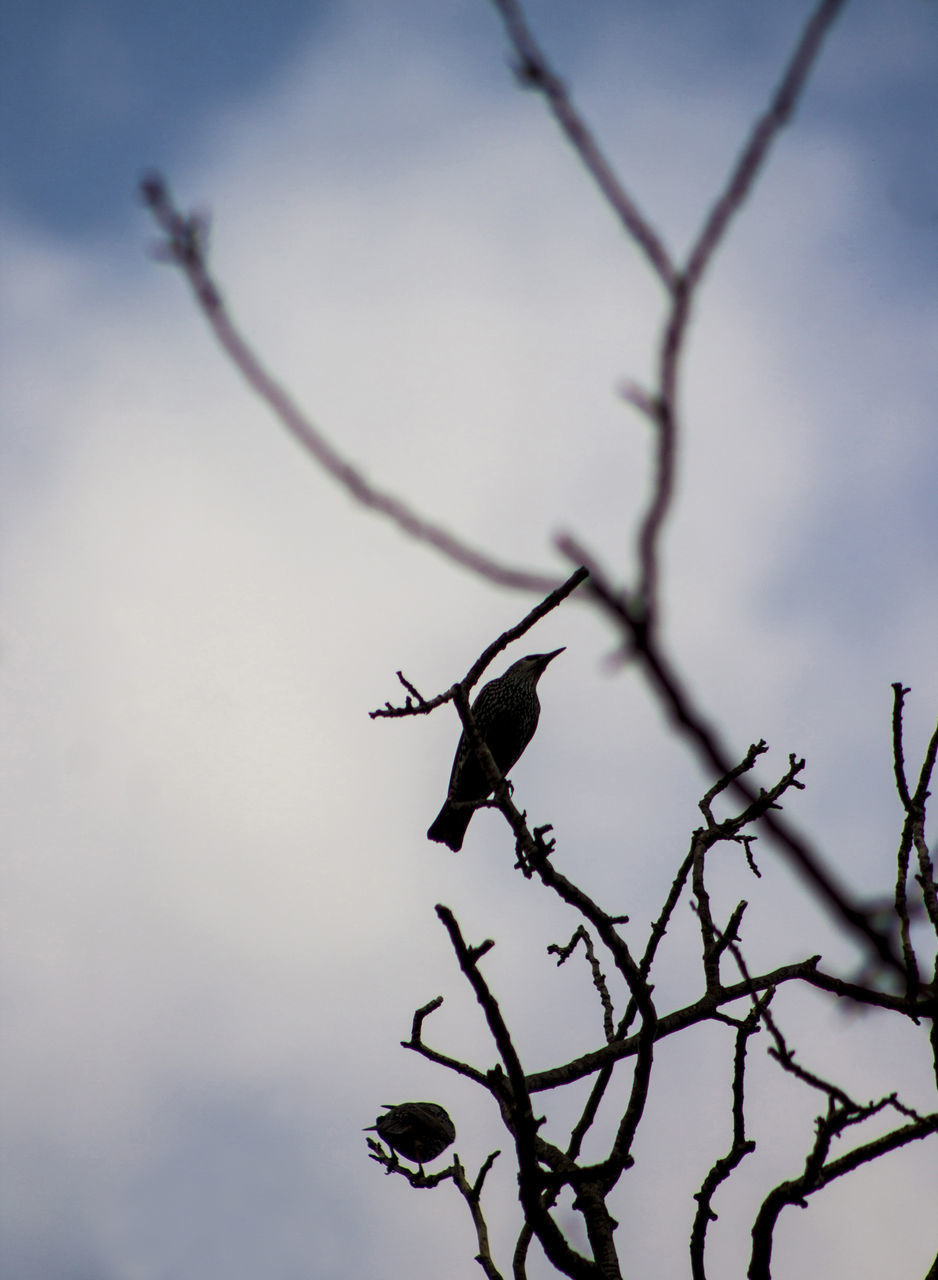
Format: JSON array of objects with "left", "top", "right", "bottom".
[
  {"left": 520, "top": 956, "right": 938, "bottom": 1094},
  {"left": 682, "top": 0, "right": 847, "bottom": 295},
  {"left": 893, "top": 687, "right": 923, "bottom": 993},
  {"left": 892, "top": 688, "right": 938, "bottom": 1007},
  {"left": 141, "top": 10, "right": 932, "bottom": 1275},
  {"left": 690, "top": 995, "right": 766, "bottom": 1279},
  {"left": 748, "top": 1112, "right": 938, "bottom": 1280},
  {"left": 365, "top": 1138, "right": 459, "bottom": 1188},
  {"left": 140, "top": 173, "right": 562, "bottom": 596},
  {"left": 891, "top": 683, "right": 914, "bottom": 809},
  {"left": 635, "top": 0, "right": 846, "bottom": 625},
  {"left": 408, "top": 995, "right": 444, "bottom": 1041},
  {"left": 370, "top": 566, "right": 587, "bottom": 719},
  {"left": 699, "top": 741, "right": 770, "bottom": 824},
  {"left": 449, "top": 682, "right": 542, "bottom": 877},
  {"left": 487, "top": 0, "right": 675, "bottom": 289},
  {"left": 402, "top": 996, "right": 491, "bottom": 1088},
  {"left": 557, "top": 537, "right": 905, "bottom": 979},
  {"left": 435, "top": 906, "right": 604, "bottom": 1279},
  {"left": 548, "top": 926, "right": 616, "bottom": 1044},
  {"left": 452, "top": 1154, "right": 505, "bottom": 1280},
  {"left": 761, "top": 1002, "right": 859, "bottom": 1111},
  {"left": 912, "top": 714, "right": 938, "bottom": 936}
]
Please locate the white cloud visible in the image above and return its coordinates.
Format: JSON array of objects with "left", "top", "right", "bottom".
[{"left": 2, "top": 3, "right": 936, "bottom": 1277}]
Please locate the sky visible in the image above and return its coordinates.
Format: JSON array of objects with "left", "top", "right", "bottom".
[{"left": 2, "top": 1, "right": 938, "bottom": 1277}]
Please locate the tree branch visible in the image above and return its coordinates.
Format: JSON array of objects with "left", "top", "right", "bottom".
[{"left": 140, "top": 173, "right": 562, "bottom": 595}]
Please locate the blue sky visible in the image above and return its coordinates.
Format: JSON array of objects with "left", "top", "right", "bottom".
[
  {"left": 2, "top": 3, "right": 938, "bottom": 1278},
  {"left": 1, "top": 0, "right": 326, "bottom": 233},
  {"left": 4, "top": 1, "right": 936, "bottom": 242}
]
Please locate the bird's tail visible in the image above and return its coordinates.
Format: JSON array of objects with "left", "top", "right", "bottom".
[{"left": 427, "top": 802, "right": 473, "bottom": 852}]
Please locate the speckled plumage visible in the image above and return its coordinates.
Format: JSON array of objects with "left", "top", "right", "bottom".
[
  {"left": 365, "top": 1102, "right": 456, "bottom": 1164},
  {"left": 427, "top": 648, "right": 564, "bottom": 851}
]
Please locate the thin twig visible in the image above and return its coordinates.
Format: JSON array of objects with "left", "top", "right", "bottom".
[
  {"left": 452, "top": 1154, "right": 505, "bottom": 1280},
  {"left": 520, "top": 954, "right": 938, "bottom": 1094},
  {"left": 690, "top": 995, "right": 766, "bottom": 1279},
  {"left": 403, "top": 996, "right": 491, "bottom": 1088},
  {"left": 748, "top": 1112, "right": 938, "bottom": 1280},
  {"left": 370, "top": 566, "right": 587, "bottom": 718},
  {"left": 892, "top": 685, "right": 921, "bottom": 993},
  {"left": 435, "top": 906, "right": 603, "bottom": 1279},
  {"left": 549, "top": 926, "right": 616, "bottom": 1044}
]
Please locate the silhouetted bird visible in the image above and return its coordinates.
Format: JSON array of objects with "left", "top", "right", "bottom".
[
  {"left": 427, "top": 648, "right": 564, "bottom": 851},
  {"left": 365, "top": 1102, "right": 456, "bottom": 1164}
]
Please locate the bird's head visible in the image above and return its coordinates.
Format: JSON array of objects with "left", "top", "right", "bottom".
[{"left": 507, "top": 647, "right": 565, "bottom": 682}]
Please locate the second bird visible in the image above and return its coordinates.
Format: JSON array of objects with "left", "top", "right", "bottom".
[{"left": 427, "top": 648, "right": 564, "bottom": 852}]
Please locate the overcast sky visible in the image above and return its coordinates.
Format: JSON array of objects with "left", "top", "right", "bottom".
[{"left": 2, "top": 2, "right": 937, "bottom": 1277}]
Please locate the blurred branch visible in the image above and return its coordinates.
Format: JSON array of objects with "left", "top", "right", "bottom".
[
  {"left": 484, "top": 0, "right": 882, "bottom": 982},
  {"left": 138, "top": 5, "right": 932, "bottom": 1272},
  {"left": 139, "top": 173, "right": 561, "bottom": 596},
  {"left": 681, "top": 0, "right": 847, "bottom": 296},
  {"left": 492, "top": 0, "right": 845, "bottom": 624},
  {"left": 632, "top": 0, "right": 845, "bottom": 620},
  {"left": 557, "top": 537, "right": 905, "bottom": 979},
  {"left": 488, "top": 0, "right": 676, "bottom": 289}
]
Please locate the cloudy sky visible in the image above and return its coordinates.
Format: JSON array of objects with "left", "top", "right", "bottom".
[{"left": 2, "top": 1, "right": 937, "bottom": 1277}]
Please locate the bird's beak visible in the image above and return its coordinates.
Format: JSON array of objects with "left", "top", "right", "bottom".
[{"left": 541, "top": 647, "right": 565, "bottom": 664}]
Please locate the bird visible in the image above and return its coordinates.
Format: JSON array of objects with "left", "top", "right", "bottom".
[
  {"left": 427, "top": 648, "right": 564, "bottom": 851},
  {"left": 364, "top": 1102, "right": 456, "bottom": 1165}
]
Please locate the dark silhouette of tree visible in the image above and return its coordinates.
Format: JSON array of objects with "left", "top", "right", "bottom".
[{"left": 142, "top": 1, "right": 937, "bottom": 1275}]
